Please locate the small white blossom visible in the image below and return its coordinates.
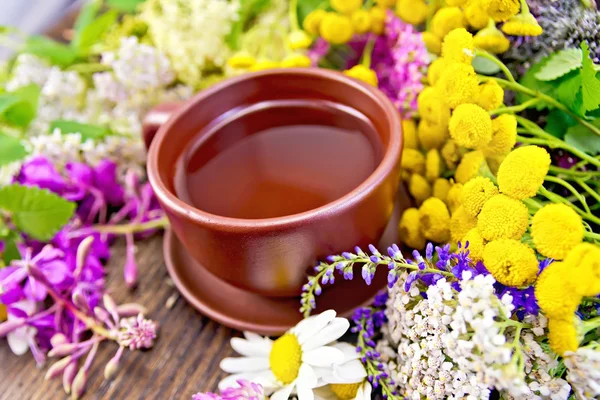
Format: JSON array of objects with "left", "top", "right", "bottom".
[
  {"left": 5, "top": 54, "right": 52, "bottom": 91},
  {"left": 565, "top": 344, "right": 600, "bottom": 399}
]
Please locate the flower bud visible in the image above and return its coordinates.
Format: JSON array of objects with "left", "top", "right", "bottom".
[
  {"left": 70, "top": 368, "right": 88, "bottom": 400},
  {"left": 63, "top": 361, "right": 78, "bottom": 394},
  {"left": 104, "top": 347, "right": 123, "bottom": 380},
  {"left": 50, "top": 333, "right": 68, "bottom": 348},
  {"left": 103, "top": 294, "right": 118, "bottom": 316},
  {"left": 0, "top": 318, "right": 26, "bottom": 337},
  {"left": 45, "top": 356, "right": 72, "bottom": 380},
  {"left": 49, "top": 342, "right": 79, "bottom": 357},
  {"left": 116, "top": 303, "right": 147, "bottom": 317}
]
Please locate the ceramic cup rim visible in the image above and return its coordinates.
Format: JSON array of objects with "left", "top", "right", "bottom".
[{"left": 147, "top": 68, "right": 402, "bottom": 231}]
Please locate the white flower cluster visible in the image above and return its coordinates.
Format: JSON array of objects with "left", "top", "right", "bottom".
[
  {"left": 4, "top": 54, "right": 52, "bottom": 91},
  {"left": 381, "top": 273, "right": 572, "bottom": 399},
  {"left": 139, "top": 0, "right": 240, "bottom": 86},
  {"left": 565, "top": 344, "right": 600, "bottom": 399}
]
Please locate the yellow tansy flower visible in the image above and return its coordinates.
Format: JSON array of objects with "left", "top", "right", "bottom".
[
  {"left": 399, "top": 208, "right": 426, "bottom": 250},
  {"left": 487, "top": 153, "right": 506, "bottom": 175},
  {"left": 376, "top": 0, "right": 397, "bottom": 7},
  {"left": 401, "top": 148, "right": 426, "bottom": 175},
  {"left": 462, "top": 176, "right": 499, "bottom": 217},
  {"left": 483, "top": 239, "right": 538, "bottom": 286},
  {"left": 438, "top": 63, "right": 479, "bottom": 109},
  {"left": 564, "top": 243, "right": 600, "bottom": 297},
  {"left": 441, "top": 28, "right": 474, "bottom": 64},
  {"left": 548, "top": 317, "right": 579, "bottom": 356},
  {"left": 485, "top": 0, "right": 521, "bottom": 22},
  {"left": 484, "top": 114, "right": 517, "bottom": 156},
  {"left": 431, "top": 7, "right": 467, "bottom": 38},
  {"left": 422, "top": 32, "right": 442, "bottom": 55},
  {"left": 449, "top": 104, "right": 493, "bottom": 149},
  {"left": 455, "top": 150, "right": 485, "bottom": 184},
  {"left": 464, "top": 0, "right": 489, "bottom": 30},
  {"left": 474, "top": 21, "right": 511, "bottom": 54},
  {"left": 343, "top": 65, "right": 378, "bottom": 86},
  {"left": 303, "top": 9, "right": 328, "bottom": 35},
  {"left": 536, "top": 262, "right": 581, "bottom": 318},
  {"left": 409, "top": 174, "right": 432, "bottom": 205},
  {"left": 446, "top": 0, "right": 468, "bottom": 5},
  {"left": 418, "top": 120, "right": 449, "bottom": 150},
  {"left": 497, "top": 145, "right": 551, "bottom": 200},
  {"left": 396, "top": 0, "right": 429, "bottom": 26},
  {"left": 402, "top": 119, "right": 419, "bottom": 149},
  {"left": 446, "top": 183, "right": 464, "bottom": 213},
  {"left": 531, "top": 204, "right": 584, "bottom": 260},
  {"left": 320, "top": 13, "right": 354, "bottom": 44},
  {"left": 441, "top": 139, "right": 462, "bottom": 170},
  {"left": 477, "top": 194, "right": 528, "bottom": 241},
  {"left": 427, "top": 58, "right": 449, "bottom": 86},
  {"left": 450, "top": 206, "right": 477, "bottom": 243},
  {"left": 281, "top": 54, "right": 312, "bottom": 68},
  {"left": 227, "top": 53, "right": 256, "bottom": 69},
  {"left": 370, "top": 7, "right": 387, "bottom": 35},
  {"left": 351, "top": 10, "right": 372, "bottom": 34},
  {"left": 288, "top": 31, "right": 314, "bottom": 50},
  {"left": 250, "top": 60, "right": 280, "bottom": 72},
  {"left": 418, "top": 86, "right": 451, "bottom": 126},
  {"left": 419, "top": 197, "right": 451, "bottom": 243},
  {"left": 433, "top": 178, "right": 452, "bottom": 202},
  {"left": 463, "top": 228, "right": 486, "bottom": 261},
  {"left": 426, "top": 149, "right": 443, "bottom": 182},
  {"left": 476, "top": 80, "right": 504, "bottom": 111},
  {"left": 330, "top": 0, "right": 362, "bottom": 14},
  {"left": 502, "top": 12, "right": 543, "bottom": 36}
]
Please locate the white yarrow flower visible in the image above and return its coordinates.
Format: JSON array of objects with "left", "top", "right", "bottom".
[{"left": 565, "top": 344, "right": 600, "bottom": 399}]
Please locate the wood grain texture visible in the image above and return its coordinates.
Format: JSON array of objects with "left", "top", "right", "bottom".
[{"left": 0, "top": 235, "right": 237, "bottom": 399}]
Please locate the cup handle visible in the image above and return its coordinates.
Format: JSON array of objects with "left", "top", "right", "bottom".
[{"left": 141, "top": 102, "right": 184, "bottom": 149}]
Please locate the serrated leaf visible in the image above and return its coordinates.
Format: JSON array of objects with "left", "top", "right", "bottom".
[
  {"left": 75, "top": 10, "right": 119, "bottom": 55},
  {"left": 106, "top": 0, "right": 146, "bottom": 12},
  {"left": 534, "top": 48, "right": 582, "bottom": 81},
  {"left": 545, "top": 109, "right": 578, "bottom": 139},
  {"left": 0, "top": 184, "right": 75, "bottom": 241},
  {"left": 0, "top": 84, "right": 40, "bottom": 128},
  {"left": 0, "top": 132, "right": 28, "bottom": 167},
  {"left": 472, "top": 55, "right": 501, "bottom": 75},
  {"left": 49, "top": 120, "right": 110, "bottom": 141},
  {"left": 518, "top": 57, "right": 558, "bottom": 110},
  {"left": 580, "top": 42, "right": 600, "bottom": 113},
  {"left": 22, "top": 36, "right": 77, "bottom": 68},
  {"left": 0, "top": 231, "right": 21, "bottom": 265},
  {"left": 555, "top": 70, "right": 583, "bottom": 112},
  {"left": 565, "top": 121, "right": 600, "bottom": 155}
]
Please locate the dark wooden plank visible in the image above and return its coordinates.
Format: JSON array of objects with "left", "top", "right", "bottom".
[{"left": 0, "top": 235, "right": 237, "bottom": 399}]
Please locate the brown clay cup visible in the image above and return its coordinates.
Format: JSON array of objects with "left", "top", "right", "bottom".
[{"left": 144, "top": 68, "right": 402, "bottom": 297}]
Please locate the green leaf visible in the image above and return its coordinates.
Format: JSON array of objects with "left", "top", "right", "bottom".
[
  {"left": 298, "top": 0, "right": 325, "bottom": 26},
  {"left": 75, "top": 10, "right": 120, "bottom": 55},
  {"left": 472, "top": 55, "right": 501, "bottom": 75},
  {"left": 106, "top": 0, "right": 147, "bottom": 12},
  {"left": 0, "top": 230, "right": 21, "bottom": 266},
  {"left": 0, "top": 184, "right": 76, "bottom": 241},
  {"left": 0, "top": 84, "right": 40, "bottom": 128},
  {"left": 580, "top": 42, "right": 600, "bottom": 113},
  {"left": 544, "top": 109, "right": 578, "bottom": 139},
  {"left": 0, "top": 132, "right": 28, "bottom": 167},
  {"left": 564, "top": 121, "right": 600, "bottom": 155},
  {"left": 72, "top": 0, "right": 102, "bottom": 51},
  {"left": 534, "top": 48, "right": 582, "bottom": 81},
  {"left": 518, "top": 57, "right": 558, "bottom": 110},
  {"left": 227, "top": 0, "right": 272, "bottom": 50},
  {"left": 49, "top": 120, "right": 110, "bottom": 141},
  {"left": 555, "top": 70, "right": 583, "bottom": 111},
  {"left": 22, "top": 36, "right": 77, "bottom": 68}
]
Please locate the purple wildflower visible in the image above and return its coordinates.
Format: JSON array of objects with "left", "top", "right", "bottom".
[
  {"left": 117, "top": 314, "right": 158, "bottom": 350},
  {"left": 192, "top": 379, "right": 264, "bottom": 400}
]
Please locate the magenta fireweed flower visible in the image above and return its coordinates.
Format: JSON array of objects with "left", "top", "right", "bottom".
[
  {"left": 192, "top": 379, "right": 265, "bottom": 400},
  {"left": 117, "top": 314, "right": 158, "bottom": 350}
]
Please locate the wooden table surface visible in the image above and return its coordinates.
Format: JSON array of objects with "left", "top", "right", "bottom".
[{"left": 0, "top": 234, "right": 235, "bottom": 399}]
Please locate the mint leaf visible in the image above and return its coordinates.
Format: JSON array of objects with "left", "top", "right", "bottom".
[
  {"left": 0, "top": 230, "right": 21, "bottom": 265},
  {"left": 72, "top": 0, "right": 102, "bottom": 51},
  {"left": 75, "top": 10, "right": 119, "bottom": 55},
  {"left": 0, "top": 184, "right": 76, "bottom": 241},
  {"left": 0, "top": 84, "right": 40, "bottom": 128},
  {"left": 23, "top": 36, "right": 77, "bottom": 68},
  {"left": 565, "top": 120, "right": 600, "bottom": 155},
  {"left": 534, "top": 48, "right": 582, "bottom": 81},
  {"left": 545, "top": 109, "right": 578, "bottom": 139},
  {"left": 50, "top": 120, "right": 110, "bottom": 141},
  {"left": 519, "top": 57, "right": 557, "bottom": 110},
  {"left": 472, "top": 55, "right": 501, "bottom": 75},
  {"left": 555, "top": 70, "right": 583, "bottom": 111},
  {"left": 580, "top": 42, "right": 600, "bottom": 113},
  {"left": 106, "top": 0, "right": 147, "bottom": 12},
  {"left": 0, "top": 132, "right": 27, "bottom": 167}
]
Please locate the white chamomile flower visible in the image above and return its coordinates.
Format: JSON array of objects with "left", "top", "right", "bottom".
[
  {"left": 219, "top": 310, "right": 350, "bottom": 400},
  {"left": 315, "top": 343, "right": 371, "bottom": 400}
]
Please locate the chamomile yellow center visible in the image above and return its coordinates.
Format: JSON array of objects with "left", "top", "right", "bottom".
[
  {"left": 269, "top": 334, "right": 302, "bottom": 384},
  {"left": 331, "top": 382, "right": 362, "bottom": 400}
]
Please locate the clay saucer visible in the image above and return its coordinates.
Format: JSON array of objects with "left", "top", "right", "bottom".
[{"left": 163, "top": 185, "right": 410, "bottom": 335}]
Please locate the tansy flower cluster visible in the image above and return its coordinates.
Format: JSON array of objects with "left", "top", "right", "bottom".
[{"left": 396, "top": 0, "right": 543, "bottom": 56}]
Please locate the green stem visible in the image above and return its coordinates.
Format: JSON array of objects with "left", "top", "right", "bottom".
[
  {"left": 584, "top": 231, "right": 600, "bottom": 241},
  {"left": 581, "top": 317, "right": 600, "bottom": 335},
  {"left": 544, "top": 175, "right": 592, "bottom": 214},
  {"left": 361, "top": 34, "right": 376, "bottom": 68},
  {"left": 475, "top": 50, "right": 517, "bottom": 83},
  {"left": 489, "top": 98, "right": 541, "bottom": 116},
  {"left": 539, "top": 186, "right": 600, "bottom": 225},
  {"left": 577, "top": 179, "right": 600, "bottom": 204},
  {"left": 289, "top": 0, "right": 300, "bottom": 31},
  {"left": 523, "top": 197, "right": 543, "bottom": 212},
  {"left": 94, "top": 216, "right": 170, "bottom": 235},
  {"left": 549, "top": 165, "right": 600, "bottom": 178}
]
